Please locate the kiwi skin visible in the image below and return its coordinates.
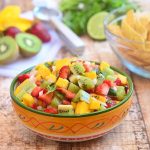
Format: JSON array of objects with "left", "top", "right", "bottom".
[{"left": 0, "top": 36, "right": 19, "bottom": 64}]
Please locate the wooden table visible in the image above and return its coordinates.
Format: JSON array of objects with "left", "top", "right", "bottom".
[{"left": 1, "top": 0, "right": 150, "bottom": 150}]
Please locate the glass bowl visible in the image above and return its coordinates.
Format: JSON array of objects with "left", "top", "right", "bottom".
[{"left": 104, "top": 9, "right": 150, "bottom": 78}]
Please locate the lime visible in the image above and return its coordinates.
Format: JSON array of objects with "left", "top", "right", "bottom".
[{"left": 87, "top": 11, "right": 108, "bottom": 40}]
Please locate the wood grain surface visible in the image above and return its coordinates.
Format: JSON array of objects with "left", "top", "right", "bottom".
[{"left": 0, "top": 0, "right": 150, "bottom": 150}]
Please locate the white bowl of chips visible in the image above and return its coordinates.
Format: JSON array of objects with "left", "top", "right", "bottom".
[{"left": 104, "top": 9, "right": 150, "bottom": 78}]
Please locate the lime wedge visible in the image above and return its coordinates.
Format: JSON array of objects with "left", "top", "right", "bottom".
[{"left": 87, "top": 12, "right": 108, "bottom": 40}]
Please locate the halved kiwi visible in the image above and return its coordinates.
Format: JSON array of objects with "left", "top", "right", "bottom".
[
  {"left": 16, "top": 33, "right": 42, "bottom": 57},
  {"left": 0, "top": 36, "right": 19, "bottom": 64}
]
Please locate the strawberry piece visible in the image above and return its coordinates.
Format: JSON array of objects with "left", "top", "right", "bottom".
[
  {"left": 4, "top": 26, "right": 21, "bottom": 38},
  {"left": 59, "top": 66, "right": 70, "bottom": 79},
  {"left": 31, "top": 103, "right": 37, "bottom": 110},
  {"left": 62, "top": 100, "right": 71, "bottom": 105},
  {"left": 38, "top": 92, "right": 54, "bottom": 104},
  {"left": 103, "top": 80, "right": 113, "bottom": 87},
  {"left": 106, "top": 100, "right": 117, "bottom": 108},
  {"left": 31, "top": 86, "right": 43, "bottom": 98},
  {"left": 18, "top": 74, "right": 30, "bottom": 83},
  {"left": 115, "top": 78, "right": 122, "bottom": 86},
  {"left": 95, "top": 83, "right": 110, "bottom": 96},
  {"left": 36, "top": 80, "right": 41, "bottom": 86},
  {"left": 56, "top": 88, "right": 75, "bottom": 99},
  {"left": 44, "top": 108, "right": 58, "bottom": 114},
  {"left": 27, "top": 23, "right": 51, "bottom": 43},
  {"left": 83, "top": 63, "right": 91, "bottom": 72}
]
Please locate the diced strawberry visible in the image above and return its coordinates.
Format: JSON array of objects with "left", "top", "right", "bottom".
[
  {"left": 103, "top": 80, "right": 113, "bottom": 87},
  {"left": 56, "top": 88, "right": 75, "bottom": 99},
  {"left": 31, "top": 86, "right": 43, "bottom": 98},
  {"left": 36, "top": 80, "right": 41, "bottom": 86},
  {"left": 115, "top": 78, "right": 122, "bottom": 86},
  {"left": 106, "top": 100, "right": 117, "bottom": 108},
  {"left": 83, "top": 63, "right": 91, "bottom": 72},
  {"left": 44, "top": 108, "right": 58, "bottom": 114},
  {"left": 95, "top": 83, "right": 110, "bottom": 96},
  {"left": 38, "top": 92, "right": 54, "bottom": 104},
  {"left": 18, "top": 74, "right": 30, "bottom": 83},
  {"left": 62, "top": 100, "right": 71, "bottom": 105},
  {"left": 31, "top": 103, "right": 37, "bottom": 110},
  {"left": 59, "top": 66, "right": 70, "bottom": 79}
]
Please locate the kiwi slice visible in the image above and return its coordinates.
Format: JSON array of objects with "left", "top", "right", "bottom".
[
  {"left": 69, "top": 74, "right": 79, "bottom": 84},
  {"left": 58, "top": 105, "right": 74, "bottom": 115},
  {"left": 96, "top": 73, "right": 105, "bottom": 85},
  {"left": 0, "top": 36, "right": 19, "bottom": 64},
  {"left": 70, "top": 63, "right": 85, "bottom": 75},
  {"left": 78, "top": 76, "right": 95, "bottom": 90},
  {"left": 68, "top": 83, "right": 80, "bottom": 93},
  {"left": 16, "top": 33, "right": 42, "bottom": 57},
  {"left": 51, "top": 96, "right": 60, "bottom": 108}
]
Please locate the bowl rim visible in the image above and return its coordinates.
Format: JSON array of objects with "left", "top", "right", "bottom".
[
  {"left": 104, "top": 8, "right": 148, "bottom": 44},
  {"left": 10, "top": 62, "right": 133, "bottom": 118}
]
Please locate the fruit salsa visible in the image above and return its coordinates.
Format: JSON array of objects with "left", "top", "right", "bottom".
[{"left": 14, "top": 58, "right": 129, "bottom": 115}]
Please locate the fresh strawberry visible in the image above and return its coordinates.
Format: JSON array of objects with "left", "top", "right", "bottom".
[
  {"left": 44, "top": 107, "right": 58, "bottom": 114},
  {"left": 95, "top": 83, "right": 110, "bottom": 95},
  {"left": 56, "top": 88, "right": 75, "bottom": 99},
  {"left": 115, "top": 78, "right": 122, "bottom": 86},
  {"left": 59, "top": 66, "right": 70, "bottom": 79},
  {"left": 83, "top": 63, "right": 91, "bottom": 72},
  {"left": 18, "top": 74, "right": 30, "bottom": 83},
  {"left": 35, "top": 80, "right": 41, "bottom": 86},
  {"left": 31, "top": 103, "right": 37, "bottom": 110},
  {"left": 27, "top": 23, "right": 51, "bottom": 43},
  {"left": 31, "top": 86, "right": 43, "bottom": 98},
  {"left": 38, "top": 92, "right": 54, "bottom": 104},
  {"left": 62, "top": 100, "right": 71, "bottom": 105},
  {"left": 103, "top": 80, "right": 113, "bottom": 87},
  {"left": 106, "top": 100, "right": 117, "bottom": 108},
  {"left": 4, "top": 26, "right": 21, "bottom": 38}
]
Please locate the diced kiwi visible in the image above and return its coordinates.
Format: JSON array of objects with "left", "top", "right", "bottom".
[
  {"left": 96, "top": 73, "right": 105, "bottom": 85},
  {"left": 0, "top": 36, "right": 19, "bottom": 64},
  {"left": 15, "top": 79, "right": 36, "bottom": 100},
  {"left": 78, "top": 76, "right": 95, "bottom": 90},
  {"left": 55, "top": 91, "right": 65, "bottom": 100},
  {"left": 70, "top": 62, "right": 85, "bottom": 75},
  {"left": 51, "top": 97, "right": 60, "bottom": 108},
  {"left": 69, "top": 74, "right": 79, "bottom": 84},
  {"left": 116, "top": 86, "right": 126, "bottom": 101},
  {"left": 68, "top": 83, "right": 80, "bottom": 93},
  {"left": 40, "top": 80, "right": 50, "bottom": 89},
  {"left": 106, "top": 75, "right": 117, "bottom": 81},
  {"left": 108, "top": 88, "right": 117, "bottom": 96},
  {"left": 102, "top": 67, "right": 114, "bottom": 77},
  {"left": 72, "top": 89, "right": 90, "bottom": 103},
  {"left": 58, "top": 105, "right": 74, "bottom": 115},
  {"left": 16, "top": 33, "right": 42, "bottom": 57}
]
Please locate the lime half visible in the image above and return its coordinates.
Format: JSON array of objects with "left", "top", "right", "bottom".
[{"left": 87, "top": 11, "right": 108, "bottom": 40}]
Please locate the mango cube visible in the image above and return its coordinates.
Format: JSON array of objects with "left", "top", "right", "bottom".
[
  {"left": 71, "top": 101, "right": 77, "bottom": 109},
  {"left": 91, "top": 94, "right": 107, "bottom": 103},
  {"left": 99, "top": 61, "right": 110, "bottom": 71},
  {"left": 22, "top": 93, "right": 35, "bottom": 107},
  {"left": 45, "top": 74, "right": 57, "bottom": 83},
  {"left": 85, "top": 71, "right": 97, "bottom": 79},
  {"left": 117, "top": 74, "right": 127, "bottom": 85},
  {"left": 56, "top": 78, "right": 69, "bottom": 89},
  {"left": 89, "top": 97, "right": 101, "bottom": 110},
  {"left": 75, "top": 102, "right": 90, "bottom": 115}
]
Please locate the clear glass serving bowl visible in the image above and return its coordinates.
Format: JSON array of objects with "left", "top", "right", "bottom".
[{"left": 104, "top": 9, "right": 150, "bottom": 78}]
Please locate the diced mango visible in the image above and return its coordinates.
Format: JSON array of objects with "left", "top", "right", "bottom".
[
  {"left": 71, "top": 101, "right": 77, "bottom": 109},
  {"left": 56, "top": 78, "right": 69, "bottom": 89},
  {"left": 85, "top": 71, "right": 97, "bottom": 79},
  {"left": 36, "top": 64, "right": 51, "bottom": 80},
  {"left": 21, "top": 93, "right": 35, "bottom": 107},
  {"left": 89, "top": 97, "right": 101, "bottom": 110},
  {"left": 117, "top": 74, "right": 127, "bottom": 85},
  {"left": 75, "top": 102, "right": 90, "bottom": 115},
  {"left": 45, "top": 74, "right": 57, "bottom": 83},
  {"left": 91, "top": 94, "right": 107, "bottom": 103},
  {"left": 99, "top": 61, "right": 110, "bottom": 71}
]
